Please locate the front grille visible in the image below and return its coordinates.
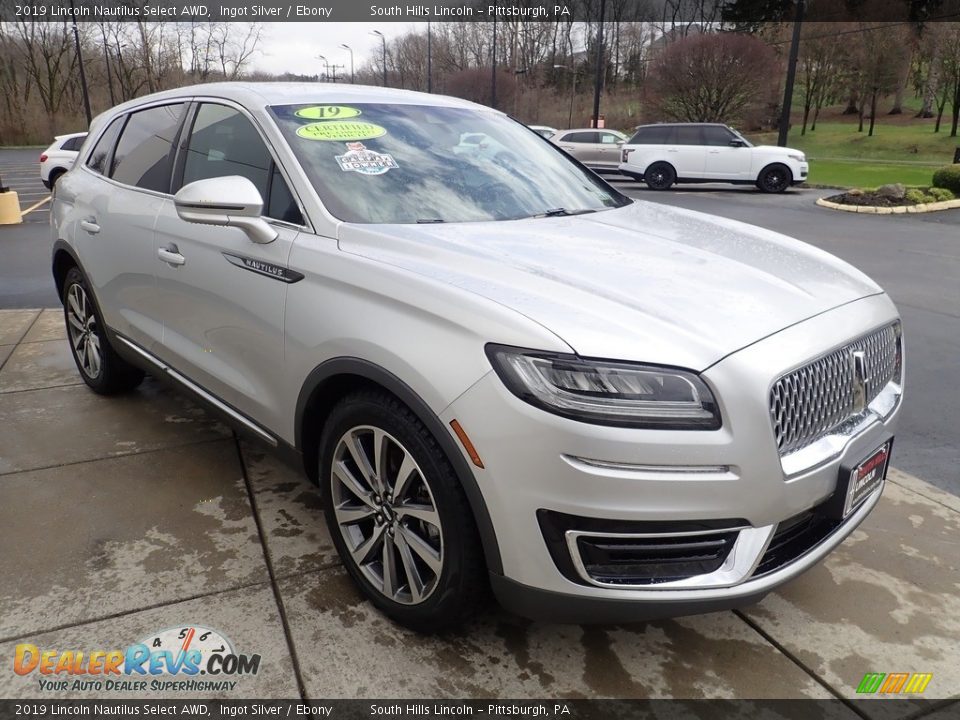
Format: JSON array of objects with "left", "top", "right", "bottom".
[
  {"left": 576, "top": 533, "right": 737, "bottom": 585},
  {"left": 752, "top": 504, "right": 842, "bottom": 577},
  {"left": 770, "top": 323, "right": 900, "bottom": 456}
]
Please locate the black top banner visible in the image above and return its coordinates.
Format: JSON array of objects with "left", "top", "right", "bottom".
[{"left": 2, "top": 0, "right": 960, "bottom": 24}]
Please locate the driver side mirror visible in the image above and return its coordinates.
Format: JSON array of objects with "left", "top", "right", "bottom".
[
  {"left": 174, "top": 175, "right": 278, "bottom": 245},
  {"left": 729, "top": 139, "right": 746, "bottom": 147}
]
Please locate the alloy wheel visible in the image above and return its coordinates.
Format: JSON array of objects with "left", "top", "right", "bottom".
[
  {"left": 761, "top": 168, "right": 789, "bottom": 193},
  {"left": 330, "top": 425, "right": 443, "bottom": 605},
  {"left": 66, "top": 283, "right": 102, "bottom": 379}
]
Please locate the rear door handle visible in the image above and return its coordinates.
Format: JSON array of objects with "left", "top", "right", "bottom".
[
  {"left": 157, "top": 245, "right": 186, "bottom": 267},
  {"left": 79, "top": 219, "right": 100, "bottom": 234}
]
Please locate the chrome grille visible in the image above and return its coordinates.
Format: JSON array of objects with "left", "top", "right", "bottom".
[{"left": 770, "top": 323, "right": 901, "bottom": 456}]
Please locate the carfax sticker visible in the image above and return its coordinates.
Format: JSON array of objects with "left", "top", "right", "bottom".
[
  {"left": 294, "top": 105, "right": 361, "bottom": 120},
  {"left": 335, "top": 142, "right": 398, "bottom": 175},
  {"left": 296, "top": 121, "right": 386, "bottom": 141}
]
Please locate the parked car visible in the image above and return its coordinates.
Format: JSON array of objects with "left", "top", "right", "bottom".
[
  {"left": 52, "top": 84, "right": 902, "bottom": 631},
  {"left": 550, "top": 128, "right": 628, "bottom": 170},
  {"left": 40, "top": 132, "right": 88, "bottom": 189},
  {"left": 619, "top": 123, "right": 808, "bottom": 192},
  {"left": 528, "top": 124, "right": 557, "bottom": 138}
]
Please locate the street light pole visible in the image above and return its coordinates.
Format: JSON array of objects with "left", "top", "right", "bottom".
[
  {"left": 491, "top": 16, "right": 497, "bottom": 109},
  {"left": 339, "top": 44, "right": 354, "bottom": 84},
  {"left": 68, "top": 0, "right": 92, "bottom": 124},
  {"left": 427, "top": 21, "right": 432, "bottom": 93},
  {"left": 371, "top": 30, "right": 387, "bottom": 87},
  {"left": 554, "top": 64, "right": 576, "bottom": 128},
  {"left": 317, "top": 55, "right": 330, "bottom": 82}
]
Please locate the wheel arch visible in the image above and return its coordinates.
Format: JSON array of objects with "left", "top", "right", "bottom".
[
  {"left": 52, "top": 240, "right": 82, "bottom": 302},
  {"left": 757, "top": 161, "right": 793, "bottom": 184},
  {"left": 295, "top": 357, "right": 504, "bottom": 575}
]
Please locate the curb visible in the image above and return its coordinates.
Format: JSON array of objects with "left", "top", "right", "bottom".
[{"left": 815, "top": 196, "right": 960, "bottom": 214}]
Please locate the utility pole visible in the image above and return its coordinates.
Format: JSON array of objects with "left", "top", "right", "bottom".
[
  {"left": 778, "top": 0, "right": 805, "bottom": 147},
  {"left": 69, "top": 0, "right": 92, "bottom": 124},
  {"left": 591, "top": 0, "right": 606, "bottom": 128},
  {"left": 100, "top": 26, "right": 115, "bottom": 107}
]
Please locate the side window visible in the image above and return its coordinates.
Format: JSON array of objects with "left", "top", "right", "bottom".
[
  {"left": 180, "top": 104, "right": 271, "bottom": 201},
  {"left": 702, "top": 126, "right": 735, "bottom": 146},
  {"left": 86, "top": 119, "right": 124, "bottom": 175},
  {"left": 563, "top": 132, "right": 598, "bottom": 144},
  {"left": 61, "top": 136, "right": 85, "bottom": 151},
  {"left": 111, "top": 104, "right": 186, "bottom": 191},
  {"left": 599, "top": 132, "right": 621, "bottom": 145},
  {"left": 674, "top": 126, "right": 703, "bottom": 145},
  {"left": 267, "top": 166, "right": 304, "bottom": 225}
]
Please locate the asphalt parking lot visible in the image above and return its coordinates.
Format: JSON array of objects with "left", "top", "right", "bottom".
[{"left": 1, "top": 151, "right": 958, "bottom": 710}]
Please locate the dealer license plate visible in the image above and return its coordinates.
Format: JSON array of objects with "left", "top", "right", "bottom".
[{"left": 841, "top": 440, "right": 892, "bottom": 518}]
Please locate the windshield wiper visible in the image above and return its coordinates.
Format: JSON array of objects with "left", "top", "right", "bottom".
[
  {"left": 530, "top": 208, "right": 598, "bottom": 218},
  {"left": 416, "top": 218, "right": 446, "bottom": 223}
]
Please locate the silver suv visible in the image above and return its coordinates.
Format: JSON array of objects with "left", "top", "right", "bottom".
[{"left": 52, "top": 84, "right": 903, "bottom": 631}]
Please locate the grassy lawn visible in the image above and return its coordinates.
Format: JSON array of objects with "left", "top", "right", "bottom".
[
  {"left": 747, "top": 118, "right": 957, "bottom": 188},
  {"left": 805, "top": 160, "right": 938, "bottom": 189}
]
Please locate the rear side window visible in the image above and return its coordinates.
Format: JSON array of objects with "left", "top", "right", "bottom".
[
  {"left": 672, "top": 126, "right": 703, "bottom": 145},
  {"left": 111, "top": 103, "right": 186, "bottom": 192},
  {"left": 86, "top": 119, "right": 124, "bottom": 175},
  {"left": 598, "top": 132, "right": 622, "bottom": 145},
  {"left": 61, "top": 136, "right": 85, "bottom": 151},
  {"left": 563, "top": 132, "right": 598, "bottom": 144}
]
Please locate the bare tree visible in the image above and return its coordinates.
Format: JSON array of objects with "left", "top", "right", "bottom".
[{"left": 646, "top": 32, "right": 777, "bottom": 123}]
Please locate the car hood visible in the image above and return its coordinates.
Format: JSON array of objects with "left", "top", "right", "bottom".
[
  {"left": 337, "top": 201, "right": 882, "bottom": 369},
  {"left": 753, "top": 144, "right": 803, "bottom": 156}
]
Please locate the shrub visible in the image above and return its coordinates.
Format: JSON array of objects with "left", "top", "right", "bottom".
[
  {"left": 928, "top": 186, "right": 956, "bottom": 202},
  {"left": 905, "top": 189, "right": 933, "bottom": 204},
  {"left": 932, "top": 165, "right": 960, "bottom": 194}
]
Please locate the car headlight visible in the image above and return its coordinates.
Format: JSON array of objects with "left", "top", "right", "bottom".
[
  {"left": 788, "top": 153, "right": 805, "bottom": 162},
  {"left": 485, "top": 345, "right": 721, "bottom": 430}
]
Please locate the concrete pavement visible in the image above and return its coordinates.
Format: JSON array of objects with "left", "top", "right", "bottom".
[{"left": 0, "top": 309, "right": 957, "bottom": 714}]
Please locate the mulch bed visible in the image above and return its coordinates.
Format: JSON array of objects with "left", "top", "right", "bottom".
[{"left": 824, "top": 191, "right": 914, "bottom": 207}]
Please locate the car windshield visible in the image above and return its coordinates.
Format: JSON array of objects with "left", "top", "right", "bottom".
[{"left": 269, "top": 103, "right": 630, "bottom": 224}]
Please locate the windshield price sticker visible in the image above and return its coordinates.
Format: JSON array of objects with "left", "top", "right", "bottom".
[
  {"left": 296, "top": 121, "right": 387, "bottom": 142},
  {"left": 295, "top": 105, "right": 362, "bottom": 120}
]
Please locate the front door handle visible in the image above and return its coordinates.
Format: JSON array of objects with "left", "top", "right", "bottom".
[
  {"left": 79, "top": 219, "right": 100, "bottom": 234},
  {"left": 157, "top": 245, "right": 186, "bottom": 267}
]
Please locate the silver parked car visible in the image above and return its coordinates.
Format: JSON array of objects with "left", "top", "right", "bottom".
[
  {"left": 551, "top": 127, "right": 628, "bottom": 169},
  {"left": 52, "top": 84, "right": 903, "bottom": 630}
]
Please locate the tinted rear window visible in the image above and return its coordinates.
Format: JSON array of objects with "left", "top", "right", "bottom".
[
  {"left": 111, "top": 104, "right": 186, "bottom": 192},
  {"left": 630, "top": 126, "right": 671, "bottom": 144}
]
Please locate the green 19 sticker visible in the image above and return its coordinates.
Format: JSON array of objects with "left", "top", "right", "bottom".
[{"left": 295, "top": 105, "right": 361, "bottom": 120}]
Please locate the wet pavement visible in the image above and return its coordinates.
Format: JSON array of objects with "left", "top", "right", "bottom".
[{"left": 0, "top": 309, "right": 957, "bottom": 714}]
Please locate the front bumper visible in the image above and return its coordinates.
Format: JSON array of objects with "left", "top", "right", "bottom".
[{"left": 442, "top": 294, "right": 901, "bottom": 621}]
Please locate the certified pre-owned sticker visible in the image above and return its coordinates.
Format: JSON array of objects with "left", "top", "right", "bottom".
[
  {"left": 335, "top": 142, "right": 398, "bottom": 175},
  {"left": 294, "top": 105, "right": 362, "bottom": 120},
  {"left": 296, "top": 121, "right": 386, "bottom": 141}
]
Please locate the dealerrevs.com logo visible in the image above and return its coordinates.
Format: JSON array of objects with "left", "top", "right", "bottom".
[{"left": 14, "top": 625, "right": 261, "bottom": 693}]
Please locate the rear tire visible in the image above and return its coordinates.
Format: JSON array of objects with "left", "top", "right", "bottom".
[
  {"left": 757, "top": 164, "right": 792, "bottom": 193},
  {"left": 62, "top": 267, "right": 145, "bottom": 395},
  {"left": 319, "top": 390, "right": 486, "bottom": 632},
  {"left": 644, "top": 162, "right": 676, "bottom": 190}
]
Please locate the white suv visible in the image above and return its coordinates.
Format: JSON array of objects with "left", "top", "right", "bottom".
[
  {"left": 619, "top": 123, "right": 808, "bottom": 192},
  {"left": 52, "top": 84, "right": 900, "bottom": 631},
  {"left": 40, "top": 132, "right": 88, "bottom": 189}
]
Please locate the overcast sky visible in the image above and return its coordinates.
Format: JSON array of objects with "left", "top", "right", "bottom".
[{"left": 254, "top": 23, "right": 419, "bottom": 78}]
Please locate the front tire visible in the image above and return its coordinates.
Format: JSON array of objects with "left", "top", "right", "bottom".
[
  {"left": 757, "top": 163, "right": 792, "bottom": 193},
  {"left": 320, "top": 390, "right": 486, "bottom": 632},
  {"left": 63, "top": 267, "right": 144, "bottom": 395},
  {"left": 644, "top": 162, "right": 676, "bottom": 190}
]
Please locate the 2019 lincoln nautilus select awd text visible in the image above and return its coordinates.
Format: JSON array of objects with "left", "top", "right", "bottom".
[{"left": 51, "top": 83, "right": 904, "bottom": 631}]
